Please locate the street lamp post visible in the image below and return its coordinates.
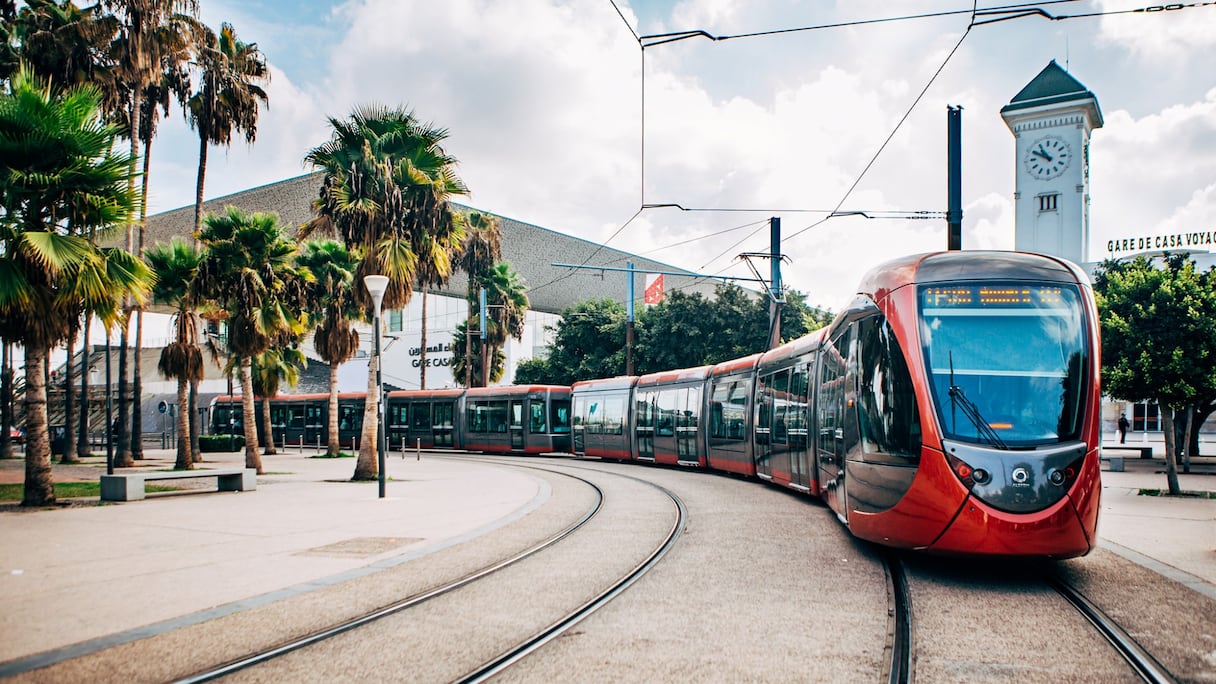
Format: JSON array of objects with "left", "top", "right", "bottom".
[{"left": 364, "top": 275, "right": 390, "bottom": 499}]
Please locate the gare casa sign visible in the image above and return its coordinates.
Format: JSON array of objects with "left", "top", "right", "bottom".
[
  {"left": 409, "top": 342, "right": 454, "bottom": 368},
  {"left": 1107, "top": 229, "right": 1216, "bottom": 255}
]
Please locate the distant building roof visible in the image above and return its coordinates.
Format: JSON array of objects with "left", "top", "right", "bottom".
[
  {"left": 1000, "top": 60, "right": 1104, "bottom": 128},
  {"left": 145, "top": 173, "right": 724, "bottom": 314}
]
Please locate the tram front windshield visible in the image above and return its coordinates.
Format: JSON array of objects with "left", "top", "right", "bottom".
[{"left": 919, "top": 282, "right": 1087, "bottom": 447}]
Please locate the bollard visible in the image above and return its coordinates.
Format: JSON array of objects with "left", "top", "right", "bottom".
[
  {"left": 400, "top": 437, "right": 405, "bottom": 459},
  {"left": 416, "top": 437, "right": 421, "bottom": 461}
]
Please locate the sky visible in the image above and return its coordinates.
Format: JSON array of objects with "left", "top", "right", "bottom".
[{"left": 141, "top": 0, "right": 1216, "bottom": 312}]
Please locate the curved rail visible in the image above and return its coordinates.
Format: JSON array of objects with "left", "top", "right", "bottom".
[
  {"left": 452, "top": 466, "right": 686, "bottom": 683},
  {"left": 1048, "top": 576, "right": 1178, "bottom": 684},
  {"left": 883, "top": 550, "right": 913, "bottom": 684},
  {"left": 175, "top": 467, "right": 605, "bottom": 684}
]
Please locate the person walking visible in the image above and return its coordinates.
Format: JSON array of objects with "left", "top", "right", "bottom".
[{"left": 1117, "top": 414, "right": 1130, "bottom": 444}]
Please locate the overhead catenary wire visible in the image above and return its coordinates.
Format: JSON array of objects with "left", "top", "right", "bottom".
[{"left": 602, "top": 0, "right": 1215, "bottom": 273}]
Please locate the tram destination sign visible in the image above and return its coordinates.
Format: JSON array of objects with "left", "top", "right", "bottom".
[{"left": 1106, "top": 229, "right": 1216, "bottom": 255}]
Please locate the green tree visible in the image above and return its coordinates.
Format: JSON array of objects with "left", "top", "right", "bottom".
[
  {"left": 480, "top": 262, "right": 528, "bottom": 380},
  {"left": 451, "top": 319, "right": 507, "bottom": 385},
  {"left": 527, "top": 299, "right": 627, "bottom": 385},
  {"left": 303, "top": 104, "right": 467, "bottom": 481},
  {"left": 191, "top": 207, "right": 310, "bottom": 474},
  {"left": 145, "top": 238, "right": 202, "bottom": 470},
  {"left": 250, "top": 346, "right": 304, "bottom": 455},
  {"left": 187, "top": 20, "right": 267, "bottom": 235},
  {"left": 295, "top": 239, "right": 360, "bottom": 456},
  {"left": 0, "top": 66, "right": 151, "bottom": 505},
  {"left": 1093, "top": 254, "right": 1216, "bottom": 494}
]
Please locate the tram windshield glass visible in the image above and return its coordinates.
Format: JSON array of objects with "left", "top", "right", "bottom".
[{"left": 919, "top": 282, "right": 1087, "bottom": 447}]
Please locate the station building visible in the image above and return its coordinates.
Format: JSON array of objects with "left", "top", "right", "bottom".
[
  {"left": 1001, "top": 61, "right": 1216, "bottom": 441},
  {"left": 140, "top": 172, "right": 721, "bottom": 399}
]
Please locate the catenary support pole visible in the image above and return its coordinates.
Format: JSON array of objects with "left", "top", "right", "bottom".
[{"left": 947, "top": 105, "right": 963, "bottom": 250}]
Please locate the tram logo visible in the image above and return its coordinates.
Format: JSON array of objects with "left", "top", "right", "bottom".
[{"left": 1011, "top": 467, "right": 1031, "bottom": 486}]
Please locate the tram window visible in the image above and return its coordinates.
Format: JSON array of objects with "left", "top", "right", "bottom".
[
  {"left": 529, "top": 401, "right": 547, "bottom": 433},
  {"left": 389, "top": 403, "right": 406, "bottom": 426},
  {"left": 509, "top": 402, "right": 523, "bottom": 429},
  {"left": 551, "top": 400, "right": 571, "bottom": 433},
  {"left": 271, "top": 405, "right": 287, "bottom": 430},
  {"left": 289, "top": 406, "right": 306, "bottom": 429},
  {"left": 434, "top": 403, "right": 454, "bottom": 428},
  {"left": 656, "top": 390, "right": 680, "bottom": 437},
  {"left": 858, "top": 316, "right": 921, "bottom": 459},
  {"left": 604, "top": 396, "right": 625, "bottom": 435},
  {"left": 771, "top": 370, "right": 790, "bottom": 444},
  {"left": 306, "top": 405, "right": 323, "bottom": 429},
  {"left": 338, "top": 405, "right": 362, "bottom": 432},
  {"left": 685, "top": 387, "right": 701, "bottom": 429},
  {"left": 636, "top": 394, "right": 654, "bottom": 430},
  {"left": 410, "top": 403, "right": 430, "bottom": 430}
]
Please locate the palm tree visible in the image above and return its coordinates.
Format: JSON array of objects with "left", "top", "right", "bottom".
[
  {"left": 413, "top": 220, "right": 465, "bottom": 389},
  {"left": 145, "top": 238, "right": 203, "bottom": 470},
  {"left": 295, "top": 239, "right": 360, "bottom": 456},
  {"left": 480, "top": 262, "right": 529, "bottom": 384},
  {"left": 191, "top": 206, "right": 310, "bottom": 474},
  {"left": 187, "top": 21, "right": 268, "bottom": 235},
  {"left": 0, "top": 66, "right": 151, "bottom": 505},
  {"left": 129, "top": 19, "right": 195, "bottom": 461},
  {"left": 303, "top": 105, "right": 467, "bottom": 481},
  {"left": 103, "top": 0, "right": 199, "bottom": 466},
  {"left": 456, "top": 210, "right": 501, "bottom": 387}
]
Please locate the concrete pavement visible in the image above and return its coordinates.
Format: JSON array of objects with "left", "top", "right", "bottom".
[{"left": 0, "top": 445, "right": 1212, "bottom": 676}]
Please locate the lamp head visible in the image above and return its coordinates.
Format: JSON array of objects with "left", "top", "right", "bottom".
[{"left": 363, "top": 274, "right": 389, "bottom": 311}]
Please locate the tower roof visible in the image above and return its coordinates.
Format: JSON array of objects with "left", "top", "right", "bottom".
[{"left": 1001, "top": 60, "right": 1103, "bottom": 127}]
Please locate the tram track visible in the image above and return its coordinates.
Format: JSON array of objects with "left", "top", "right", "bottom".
[
  {"left": 897, "top": 551, "right": 1192, "bottom": 683},
  {"left": 882, "top": 550, "right": 914, "bottom": 684},
  {"left": 176, "top": 456, "right": 683, "bottom": 683},
  {"left": 1047, "top": 574, "right": 1179, "bottom": 684}
]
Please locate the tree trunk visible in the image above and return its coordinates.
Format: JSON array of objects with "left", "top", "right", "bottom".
[
  {"left": 174, "top": 378, "right": 192, "bottom": 470},
  {"left": 22, "top": 345, "right": 54, "bottom": 506},
  {"left": 353, "top": 351, "right": 379, "bottom": 481},
  {"left": 189, "top": 378, "right": 201, "bottom": 463},
  {"left": 2, "top": 342, "right": 11, "bottom": 459},
  {"left": 1161, "top": 406, "right": 1181, "bottom": 495},
  {"left": 465, "top": 313, "right": 472, "bottom": 387},
  {"left": 114, "top": 317, "right": 132, "bottom": 467},
  {"left": 1181, "top": 405, "right": 1194, "bottom": 474},
  {"left": 262, "top": 396, "right": 276, "bottom": 455},
  {"left": 132, "top": 133, "right": 153, "bottom": 461},
  {"left": 195, "top": 135, "right": 208, "bottom": 235},
  {"left": 239, "top": 356, "right": 262, "bottom": 473},
  {"left": 327, "top": 364, "right": 340, "bottom": 455},
  {"left": 131, "top": 312, "right": 144, "bottom": 459},
  {"left": 77, "top": 318, "right": 91, "bottom": 459},
  {"left": 420, "top": 294, "right": 428, "bottom": 390},
  {"left": 60, "top": 332, "right": 79, "bottom": 464}
]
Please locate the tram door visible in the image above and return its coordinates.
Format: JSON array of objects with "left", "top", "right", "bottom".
[
  {"left": 509, "top": 400, "right": 525, "bottom": 450},
  {"left": 817, "top": 326, "right": 852, "bottom": 520},
  {"left": 433, "top": 402, "right": 454, "bottom": 447},
  {"left": 636, "top": 392, "right": 655, "bottom": 461},
  {"left": 789, "top": 363, "right": 811, "bottom": 489},
  {"left": 755, "top": 375, "right": 773, "bottom": 478}
]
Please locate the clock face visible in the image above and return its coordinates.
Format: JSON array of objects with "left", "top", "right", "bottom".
[{"left": 1025, "top": 136, "right": 1072, "bottom": 180}]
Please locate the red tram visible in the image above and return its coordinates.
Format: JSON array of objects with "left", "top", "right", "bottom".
[{"left": 572, "top": 251, "right": 1102, "bottom": 557}]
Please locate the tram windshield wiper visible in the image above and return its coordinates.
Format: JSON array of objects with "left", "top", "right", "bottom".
[{"left": 948, "top": 353, "right": 1008, "bottom": 450}]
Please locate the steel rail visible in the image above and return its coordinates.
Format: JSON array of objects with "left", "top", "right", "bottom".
[
  {"left": 175, "top": 466, "right": 604, "bottom": 684},
  {"left": 883, "top": 551, "right": 914, "bottom": 684},
  {"left": 453, "top": 466, "right": 687, "bottom": 684},
  {"left": 1048, "top": 575, "right": 1178, "bottom": 684}
]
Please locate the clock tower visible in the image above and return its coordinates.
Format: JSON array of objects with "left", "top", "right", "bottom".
[{"left": 1000, "top": 60, "right": 1103, "bottom": 265}]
